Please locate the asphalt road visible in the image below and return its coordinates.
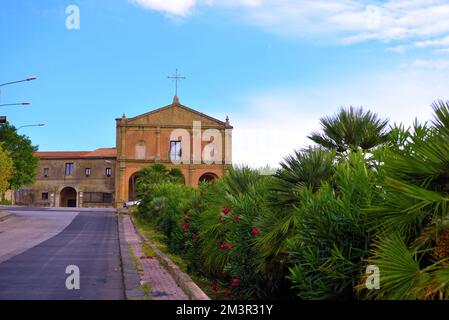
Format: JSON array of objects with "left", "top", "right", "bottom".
[{"left": 0, "top": 207, "right": 124, "bottom": 300}]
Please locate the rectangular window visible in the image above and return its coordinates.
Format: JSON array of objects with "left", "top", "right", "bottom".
[
  {"left": 42, "top": 192, "right": 48, "bottom": 200},
  {"left": 106, "top": 167, "right": 112, "bottom": 177},
  {"left": 43, "top": 168, "right": 49, "bottom": 177},
  {"left": 65, "top": 163, "right": 74, "bottom": 176},
  {"left": 170, "top": 140, "right": 182, "bottom": 161},
  {"left": 103, "top": 193, "right": 113, "bottom": 203},
  {"left": 85, "top": 168, "right": 91, "bottom": 177},
  {"left": 83, "top": 192, "right": 113, "bottom": 204}
]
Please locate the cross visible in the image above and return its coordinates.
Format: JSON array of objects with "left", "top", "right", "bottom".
[{"left": 167, "top": 69, "right": 186, "bottom": 97}]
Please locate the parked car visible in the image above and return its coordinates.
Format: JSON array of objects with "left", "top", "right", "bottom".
[{"left": 124, "top": 200, "right": 141, "bottom": 208}]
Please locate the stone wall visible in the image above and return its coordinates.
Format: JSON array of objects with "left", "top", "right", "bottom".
[{"left": 16, "top": 157, "right": 116, "bottom": 208}]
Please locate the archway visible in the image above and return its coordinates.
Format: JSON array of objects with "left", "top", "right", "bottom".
[
  {"left": 128, "top": 172, "right": 140, "bottom": 201},
  {"left": 60, "top": 187, "right": 77, "bottom": 207},
  {"left": 198, "top": 172, "right": 219, "bottom": 184}
]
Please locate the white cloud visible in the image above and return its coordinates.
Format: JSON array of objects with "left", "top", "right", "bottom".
[
  {"left": 129, "top": 0, "right": 197, "bottom": 17},
  {"left": 409, "top": 59, "right": 449, "bottom": 70},
  {"left": 434, "top": 47, "right": 449, "bottom": 54},
  {"left": 387, "top": 45, "right": 409, "bottom": 53},
  {"left": 231, "top": 95, "right": 323, "bottom": 168},
  {"left": 128, "top": 0, "right": 261, "bottom": 16},
  {"left": 414, "top": 35, "right": 449, "bottom": 48},
  {"left": 128, "top": 0, "right": 449, "bottom": 51},
  {"left": 231, "top": 67, "right": 449, "bottom": 167}
]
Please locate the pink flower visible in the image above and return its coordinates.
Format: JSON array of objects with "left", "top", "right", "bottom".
[
  {"left": 222, "top": 207, "right": 230, "bottom": 215},
  {"left": 220, "top": 242, "right": 233, "bottom": 250},
  {"left": 234, "top": 215, "right": 241, "bottom": 223},
  {"left": 231, "top": 278, "right": 240, "bottom": 287},
  {"left": 251, "top": 227, "right": 260, "bottom": 237},
  {"left": 182, "top": 222, "right": 190, "bottom": 231},
  {"left": 192, "top": 234, "right": 199, "bottom": 241},
  {"left": 211, "top": 282, "right": 218, "bottom": 292}
]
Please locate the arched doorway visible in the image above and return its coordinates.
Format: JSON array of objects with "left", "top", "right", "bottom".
[
  {"left": 60, "top": 187, "right": 77, "bottom": 207},
  {"left": 128, "top": 172, "right": 139, "bottom": 201},
  {"left": 198, "top": 172, "right": 219, "bottom": 184}
]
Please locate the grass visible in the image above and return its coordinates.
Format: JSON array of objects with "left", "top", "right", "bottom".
[
  {"left": 132, "top": 213, "right": 188, "bottom": 270},
  {"left": 140, "top": 282, "right": 152, "bottom": 300},
  {"left": 141, "top": 242, "right": 156, "bottom": 258},
  {"left": 127, "top": 243, "right": 143, "bottom": 276},
  {"left": 126, "top": 225, "right": 153, "bottom": 300},
  {"left": 130, "top": 210, "right": 228, "bottom": 300}
]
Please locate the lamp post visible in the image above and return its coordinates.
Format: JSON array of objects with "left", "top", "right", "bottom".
[
  {"left": 0, "top": 76, "right": 37, "bottom": 88},
  {"left": 17, "top": 123, "right": 45, "bottom": 131},
  {"left": 0, "top": 76, "right": 37, "bottom": 100},
  {"left": 0, "top": 102, "right": 30, "bottom": 107},
  {"left": 0, "top": 76, "right": 37, "bottom": 125}
]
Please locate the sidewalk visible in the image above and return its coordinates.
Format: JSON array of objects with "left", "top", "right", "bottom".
[{"left": 121, "top": 214, "right": 189, "bottom": 300}]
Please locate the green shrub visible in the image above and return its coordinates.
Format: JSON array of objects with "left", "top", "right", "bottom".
[
  {"left": 0, "top": 198, "right": 12, "bottom": 205},
  {"left": 136, "top": 163, "right": 185, "bottom": 201},
  {"left": 286, "top": 152, "right": 375, "bottom": 299},
  {"left": 359, "top": 102, "right": 449, "bottom": 299},
  {"left": 130, "top": 103, "right": 449, "bottom": 300},
  {"left": 183, "top": 167, "right": 286, "bottom": 299},
  {"left": 138, "top": 181, "right": 195, "bottom": 252}
]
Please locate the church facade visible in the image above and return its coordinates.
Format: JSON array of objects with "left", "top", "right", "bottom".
[{"left": 14, "top": 98, "right": 233, "bottom": 208}]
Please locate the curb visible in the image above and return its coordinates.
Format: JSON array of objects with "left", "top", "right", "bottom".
[
  {"left": 129, "top": 214, "right": 210, "bottom": 300},
  {"left": 117, "top": 214, "right": 146, "bottom": 300},
  {"left": 0, "top": 211, "right": 14, "bottom": 222}
]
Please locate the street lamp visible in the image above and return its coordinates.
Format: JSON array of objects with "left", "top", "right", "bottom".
[
  {"left": 0, "top": 77, "right": 37, "bottom": 127},
  {"left": 0, "top": 76, "right": 36, "bottom": 108},
  {"left": 0, "top": 76, "right": 37, "bottom": 88},
  {"left": 17, "top": 123, "right": 45, "bottom": 131},
  {"left": 0, "top": 102, "right": 30, "bottom": 107}
]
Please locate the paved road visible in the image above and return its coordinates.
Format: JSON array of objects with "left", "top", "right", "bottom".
[{"left": 0, "top": 207, "right": 124, "bottom": 300}]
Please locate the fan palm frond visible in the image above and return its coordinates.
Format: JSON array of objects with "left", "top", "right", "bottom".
[
  {"left": 360, "top": 233, "right": 425, "bottom": 300},
  {"left": 308, "top": 106, "right": 390, "bottom": 153},
  {"left": 268, "top": 147, "right": 336, "bottom": 209}
]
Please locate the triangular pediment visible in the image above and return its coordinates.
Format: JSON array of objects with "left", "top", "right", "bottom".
[{"left": 126, "top": 102, "right": 227, "bottom": 127}]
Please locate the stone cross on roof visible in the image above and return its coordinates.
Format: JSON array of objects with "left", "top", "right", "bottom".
[{"left": 168, "top": 68, "right": 186, "bottom": 103}]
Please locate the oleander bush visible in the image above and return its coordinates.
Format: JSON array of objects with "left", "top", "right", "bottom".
[
  {"left": 287, "top": 152, "right": 376, "bottom": 299},
  {"left": 184, "top": 167, "right": 285, "bottom": 299}
]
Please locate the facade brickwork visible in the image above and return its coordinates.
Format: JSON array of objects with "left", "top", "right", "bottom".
[{"left": 15, "top": 99, "right": 233, "bottom": 208}]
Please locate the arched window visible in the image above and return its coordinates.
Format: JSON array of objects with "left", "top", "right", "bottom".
[
  {"left": 199, "top": 172, "right": 219, "bottom": 184},
  {"left": 135, "top": 141, "right": 146, "bottom": 160}
]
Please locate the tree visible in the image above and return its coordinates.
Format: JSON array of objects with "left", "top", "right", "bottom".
[
  {"left": 0, "top": 142, "right": 14, "bottom": 196},
  {"left": 268, "top": 146, "right": 336, "bottom": 209},
  {"left": 360, "top": 101, "right": 449, "bottom": 299},
  {"left": 0, "top": 122, "right": 38, "bottom": 189},
  {"left": 308, "top": 106, "right": 390, "bottom": 153},
  {"left": 135, "top": 164, "right": 185, "bottom": 201},
  {"left": 287, "top": 152, "right": 375, "bottom": 299},
  {"left": 255, "top": 147, "right": 336, "bottom": 282}
]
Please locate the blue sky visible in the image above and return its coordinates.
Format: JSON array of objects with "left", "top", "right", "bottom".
[{"left": 2, "top": 0, "right": 449, "bottom": 167}]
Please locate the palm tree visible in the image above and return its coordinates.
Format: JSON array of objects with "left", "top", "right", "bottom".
[
  {"left": 255, "top": 147, "right": 336, "bottom": 280},
  {"left": 361, "top": 101, "right": 449, "bottom": 299},
  {"left": 308, "top": 106, "right": 390, "bottom": 153},
  {"left": 268, "top": 146, "right": 336, "bottom": 209}
]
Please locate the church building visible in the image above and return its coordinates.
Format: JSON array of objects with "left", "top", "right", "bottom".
[{"left": 14, "top": 96, "right": 233, "bottom": 208}]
